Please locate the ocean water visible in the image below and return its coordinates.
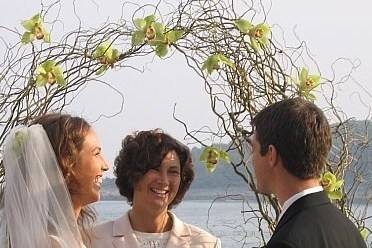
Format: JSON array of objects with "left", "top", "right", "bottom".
[{"left": 93, "top": 200, "right": 372, "bottom": 247}]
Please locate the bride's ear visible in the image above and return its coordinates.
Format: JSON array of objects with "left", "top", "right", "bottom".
[{"left": 60, "top": 156, "right": 77, "bottom": 185}]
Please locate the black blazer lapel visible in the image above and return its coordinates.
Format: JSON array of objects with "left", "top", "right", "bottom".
[{"left": 273, "top": 191, "right": 330, "bottom": 235}]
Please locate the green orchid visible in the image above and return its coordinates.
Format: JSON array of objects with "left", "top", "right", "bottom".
[
  {"left": 321, "top": 171, "right": 344, "bottom": 200},
  {"left": 35, "top": 60, "right": 65, "bottom": 87},
  {"left": 202, "top": 54, "right": 235, "bottom": 74},
  {"left": 132, "top": 15, "right": 164, "bottom": 46},
  {"left": 199, "top": 147, "right": 231, "bottom": 173},
  {"left": 234, "top": 19, "right": 270, "bottom": 51},
  {"left": 21, "top": 13, "right": 51, "bottom": 44},
  {"left": 248, "top": 23, "right": 271, "bottom": 51},
  {"left": 132, "top": 14, "right": 184, "bottom": 58},
  {"left": 93, "top": 41, "right": 120, "bottom": 75},
  {"left": 296, "top": 67, "right": 321, "bottom": 101}
]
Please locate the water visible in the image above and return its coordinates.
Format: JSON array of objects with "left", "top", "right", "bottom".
[{"left": 93, "top": 200, "right": 372, "bottom": 247}]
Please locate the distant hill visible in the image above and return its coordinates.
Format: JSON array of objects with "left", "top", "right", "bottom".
[{"left": 101, "top": 120, "right": 372, "bottom": 201}]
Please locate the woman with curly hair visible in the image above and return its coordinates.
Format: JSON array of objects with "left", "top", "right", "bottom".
[
  {"left": 0, "top": 113, "right": 108, "bottom": 247},
  {"left": 92, "top": 129, "right": 221, "bottom": 248}
]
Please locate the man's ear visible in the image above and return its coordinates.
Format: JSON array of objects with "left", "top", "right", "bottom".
[{"left": 267, "top": 144, "right": 279, "bottom": 168}]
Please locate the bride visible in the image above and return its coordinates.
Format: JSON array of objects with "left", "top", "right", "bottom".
[{"left": 0, "top": 113, "right": 108, "bottom": 247}]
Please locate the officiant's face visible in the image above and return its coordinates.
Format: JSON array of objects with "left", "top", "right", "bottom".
[
  {"left": 249, "top": 133, "right": 271, "bottom": 194},
  {"left": 73, "top": 129, "right": 108, "bottom": 205},
  {"left": 132, "top": 150, "right": 181, "bottom": 212}
]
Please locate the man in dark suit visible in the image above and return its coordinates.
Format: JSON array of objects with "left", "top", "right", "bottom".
[{"left": 248, "top": 97, "right": 366, "bottom": 248}]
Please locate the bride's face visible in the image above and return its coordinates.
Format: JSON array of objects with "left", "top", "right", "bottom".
[{"left": 72, "top": 129, "right": 108, "bottom": 206}]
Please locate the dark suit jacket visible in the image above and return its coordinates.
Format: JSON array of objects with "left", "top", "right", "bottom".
[{"left": 266, "top": 191, "right": 366, "bottom": 248}]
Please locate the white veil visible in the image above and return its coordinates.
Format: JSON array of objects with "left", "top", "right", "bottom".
[{"left": 2, "top": 125, "right": 83, "bottom": 248}]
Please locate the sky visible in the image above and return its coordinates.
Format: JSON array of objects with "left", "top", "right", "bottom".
[{"left": 1, "top": 0, "right": 371, "bottom": 177}]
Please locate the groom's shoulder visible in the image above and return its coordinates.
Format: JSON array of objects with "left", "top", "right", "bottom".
[{"left": 269, "top": 202, "right": 366, "bottom": 247}]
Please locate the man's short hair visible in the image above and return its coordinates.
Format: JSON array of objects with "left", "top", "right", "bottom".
[{"left": 251, "top": 97, "right": 331, "bottom": 179}]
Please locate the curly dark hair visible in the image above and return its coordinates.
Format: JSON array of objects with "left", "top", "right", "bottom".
[
  {"left": 251, "top": 97, "right": 332, "bottom": 179},
  {"left": 114, "top": 129, "right": 194, "bottom": 209}
]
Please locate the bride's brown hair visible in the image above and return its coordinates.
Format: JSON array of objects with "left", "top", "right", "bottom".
[{"left": 31, "top": 112, "right": 96, "bottom": 244}]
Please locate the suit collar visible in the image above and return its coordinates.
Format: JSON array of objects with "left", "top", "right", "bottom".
[
  {"left": 113, "top": 212, "right": 132, "bottom": 236},
  {"left": 166, "top": 212, "right": 191, "bottom": 247},
  {"left": 274, "top": 191, "right": 330, "bottom": 233},
  {"left": 112, "top": 212, "right": 139, "bottom": 248},
  {"left": 169, "top": 212, "right": 191, "bottom": 237}
]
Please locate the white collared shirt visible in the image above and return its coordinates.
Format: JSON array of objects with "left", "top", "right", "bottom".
[{"left": 278, "top": 186, "right": 323, "bottom": 222}]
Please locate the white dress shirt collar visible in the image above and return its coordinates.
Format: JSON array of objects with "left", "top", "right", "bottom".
[{"left": 278, "top": 186, "right": 323, "bottom": 222}]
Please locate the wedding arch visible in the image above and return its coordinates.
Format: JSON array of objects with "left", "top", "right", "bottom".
[{"left": 0, "top": 0, "right": 371, "bottom": 246}]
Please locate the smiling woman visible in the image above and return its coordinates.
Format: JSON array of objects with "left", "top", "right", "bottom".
[
  {"left": 0, "top": 113, "right": 109, "bottom": 248},
  {"left": 91, "top": 129, "right": 221, "bottom": 248},
  {"left": 32, "top": 114, "right": 109, "bottom": 245}
]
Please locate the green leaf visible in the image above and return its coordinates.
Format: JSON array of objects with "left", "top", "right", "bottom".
[
  {"left": 132, "top": 31, "right": 146, "bottom": 46},
  {"left": 202, "top": 54, "right": 234, "bottom": 74},
  {"left": 202, "top": 55, "right": 220, "bottom": 74},
  {"left": 300, "top": 68, "right": 308, "bottom": 82},
  {"left": 360, "top": 227, "right": 370, "bottom": 240},
  {"left": 219, "top": 150, "right": 231, "bottom": 163},
  {"left": 134, "top": 18, "right": 146, "bottom": 30},
  {"left": 96, "top": 65, "right": 108, "bottom": 75},
  {"left": 167, "top": 30, "right": 184, "bottom": 43},
  {"left": 36, "top": 64, "right": 47, "bottom": 74},
  {"left": 153, "top": 22, "right": 165, "bottom": 35},
  {"left": 327, "top": 189, "right": 343, "bottom": 200},
  {"left": 31, "top": 14, "right": 42, "bottom": 23},
  {"left": 21, "top": 32, "right": 35, "bottom": 44},
  {"left": 155, "top": 44, "right": 168, "bottom": 58},
  {"left": 110, "top": 49, "right": 120, "bottom": 62},
  {"left": 52, "top": 66, "right": 65, "bottom": 86},
  {"left": 234, "top": 19, "right": 253, "bottom": 33},
  {"left": 333, "top": 179, "right": 344, "bottom": 190},
  {"left": 42, "top": 61, "right": 56, "bottom": 71},
  {"left": 206, "top": 163, "right": 217, "bottom": 173},
  {"left": 260, "top": 36, "right": 269, "bottom": 46},
  {"left": 154, "top": 32, "right": 166, "bottom": 43},
  {"left": 35, "top": 74, "right": 48, "bottom": 87},
  {"left": 218, "top": 54, "right": 235, "bottom": 68},
  {"left": 21, "top": 19, "right": 36, "bottom": 31},
  {"left": 144, "top": 14, "right": 156, "bottom": 25},
  {"left": 93, "top": 46, "right": 105, "bottom": 59},
  {"left": 250, "top": 37, "right": 260, "bottom": 51},
  {"left": 94, "top": 42, "right": 112, "bottom": 59}
]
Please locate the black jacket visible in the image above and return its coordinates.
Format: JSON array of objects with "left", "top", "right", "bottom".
[{"left": 266, "top": 191, "right": 367, "bottom": 248}]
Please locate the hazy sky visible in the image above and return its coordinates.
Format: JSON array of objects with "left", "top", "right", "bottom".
[{"left": 1, "top": 0, "right": 371, "bottom": 177}]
